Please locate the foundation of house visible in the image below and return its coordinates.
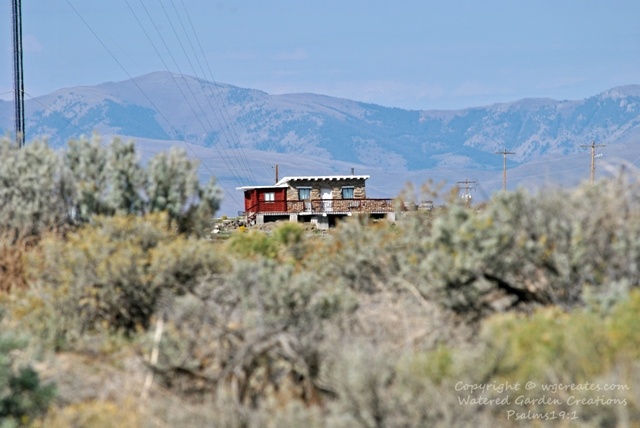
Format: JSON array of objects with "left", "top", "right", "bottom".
[{"left": 251, "top": 211, "right": 398, "bottom": 230}]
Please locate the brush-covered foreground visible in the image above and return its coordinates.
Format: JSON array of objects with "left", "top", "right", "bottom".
[{"left": 1, "top": 137, "right": 640, "bottom": 427}]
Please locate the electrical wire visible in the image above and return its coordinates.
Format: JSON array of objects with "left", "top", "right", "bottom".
[
  {"left": 138, "top": 0, "right": 252, "bottom": 187},
  {"left": 164, "top": 0, "right": 260, "bottom": 184},
  {"left": 22, "top": 91, "right": 96, "bottom": 142},
  {"left": 131, "top": 0, "right": 249, "bottom": 187},
  {"left": 64, "top": 0, "right": 242, "bottom": 206},
  {"left": 31, "top": 1, "right": 636, "bottom": 207},
  {"left": 173, "top": 0, "right": 280, "bottom": 183},
  {"left": 123, "top": 0, "right": 248, "bottom": 191}
]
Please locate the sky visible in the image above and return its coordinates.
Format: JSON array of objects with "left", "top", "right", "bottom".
[{"left": 2, "top": 0, "right": 640, "bottom": 111}]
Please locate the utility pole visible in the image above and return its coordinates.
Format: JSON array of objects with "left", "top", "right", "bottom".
[
  {"left": 495, "top": 149, "right": 515, "bottom": 191},
  {"left": 273, "top": 164, "right": 279, "bottom": 183},
  {"left": 457, "top": 178, "right": 476, "bottom": 205},
  {"left": 12, "top": 0, "right": 25, "bottom": 148},
  {"left": 580, "top": 141, "right": 605, "bottom": 183}
]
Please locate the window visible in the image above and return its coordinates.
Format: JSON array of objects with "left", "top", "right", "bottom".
[
  {"left": 342, "top": 187, "right": 355, "bottom": 199},
  {"left": 264, "top": 192, "right": 275, "bottom": 202},
  {"left": 298, "top": 188, "right": 311, "bottom": 200}
]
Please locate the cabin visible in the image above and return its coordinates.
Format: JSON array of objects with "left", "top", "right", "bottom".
[{"left": 237, "top": 175, "right": 397, "bottom": 229}]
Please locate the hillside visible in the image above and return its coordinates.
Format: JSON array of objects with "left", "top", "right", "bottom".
[{"left": 1, "top": 72, "right": 639, "bottom": 215}]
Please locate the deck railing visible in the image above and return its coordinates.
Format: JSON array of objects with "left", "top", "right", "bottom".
[
  {"left": 243, "top": 198, "right": 396, "bottom": 217},
  {"left": 286, "top": 198, "right": 395, "bottom": 213}
]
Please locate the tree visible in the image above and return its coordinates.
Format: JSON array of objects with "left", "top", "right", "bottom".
[
  {"left": 0, "top": 319, "right": 55, "bottom": 426},
  {"left": 103, "top": 138, "right": 147, "bottom": 215},
  {"left": 0, "top": 137, "right": 73, "bottom": 236},
  {"left": 65, "top": 135, "right": 109, "bottom": 222},
  {"left": 147, "top": 147, "right": 221, "bottom": 233}
]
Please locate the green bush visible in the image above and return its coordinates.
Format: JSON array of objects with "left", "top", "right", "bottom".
[
  {"left": 0, "top": 138, "right": 73, "bottom": 236},
  {"left": 32, "top": 399, "right": 140, "bottom": 428},
  {"left": 0, "top": 136, "right": 222, "bottom": 237},
  {"left": 65, "top": 136, "right": 110, "bottom": 221},
  {"left": 4, "top": 162, "right": 640, "bottom": 426},
  {"left": 451, "top": 292, "right": 640, "bottom": 425},
  {"left": 225, "top": 222, "right": 310, "bottom": 262},
  {"left": 0, "top": 322, "right": 55, "bottom": 427},
  {"left": 226, "top": 228, "right": 279, "bottom": 259},
  {"left": 147, "top": 146, "right": 221, "bottom": 234},
  {"left": 31, "top": 213, "right": 224, "bottom": 337},
  {"left": 314, "top": 217, "right": 399, "bottom": 294},
  {"left": 153, "top": 257, "right": 355, "bottom": 405},
  {"left": 390, "top": 176, "right": 640, "bottom": 319}
]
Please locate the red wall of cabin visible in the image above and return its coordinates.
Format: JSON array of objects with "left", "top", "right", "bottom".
[
  {"left": 243, "top": 190, "right": 257, "bottom": 212},
  {"left": 244, "top": 188, "right": 287, "bottom": 213}
]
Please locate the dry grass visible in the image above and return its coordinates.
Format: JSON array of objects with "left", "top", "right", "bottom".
[{"left": 0, "top": 231, "right": 34, "bottom": 292}]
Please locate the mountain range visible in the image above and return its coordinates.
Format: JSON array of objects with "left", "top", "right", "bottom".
[{"left": 1, "top": 71, "right": 639, "bottom": 215}]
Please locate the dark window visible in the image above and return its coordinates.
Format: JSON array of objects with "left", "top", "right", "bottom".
[
  {"left": 342, "top": 187, "right": 354, "bottom": 199},
  {"left": 298, "top": 188, "right": 311, "bottom": 200}
]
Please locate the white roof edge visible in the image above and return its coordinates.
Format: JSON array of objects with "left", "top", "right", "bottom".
[
  {"left": 275, "top": 175, "right": 370, "bottom": 186},
  {"left": 236, "top": 184, "right": 286, "bottom": 191}
]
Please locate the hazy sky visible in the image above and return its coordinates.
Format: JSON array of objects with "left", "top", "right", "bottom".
[{"left": 2, "top": 1, "right": 640, "bottom": 110}]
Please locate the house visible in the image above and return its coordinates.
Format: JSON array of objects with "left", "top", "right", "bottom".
[{"left": 237, "top": 174, "right": 397, "bottom": 229}]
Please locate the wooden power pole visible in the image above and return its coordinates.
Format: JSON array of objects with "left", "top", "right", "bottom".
[
  {"left": 12, "top": 0, "right": 25, "bottom": 147},
  {"left": 580, "top": 141, "right": 605, "bottom": 183},
  {"left": 457, "top": 178, "right": 476, "bottom": 204},
  {"left": 496, "top": 149, "right": 515, "bottom": 191}
]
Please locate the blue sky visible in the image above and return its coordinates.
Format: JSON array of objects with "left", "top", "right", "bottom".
[{"left": 2, "top": 0, "right": 640, "bottom": 110}]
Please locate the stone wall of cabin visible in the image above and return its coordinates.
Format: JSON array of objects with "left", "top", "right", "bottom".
[{"left": 285, "top": 178, "right": 367, "bottom": 200}]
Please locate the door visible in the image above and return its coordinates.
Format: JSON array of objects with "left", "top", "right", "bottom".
[
  {"left": 299, "top": 188, "right": 312, "bottom": 211},
  {"left": 321, "top": 187, "right": 333, "bottom": 212}
]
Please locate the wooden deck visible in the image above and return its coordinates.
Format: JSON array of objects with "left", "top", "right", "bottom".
[
  {"left": 243, "top": 198, "right": 396, "bottom": 217},
  {"left": 286, "top": 198, "right": 395, "bottom": 214}
]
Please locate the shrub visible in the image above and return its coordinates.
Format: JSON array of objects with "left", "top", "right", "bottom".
[
  {"left": 456, "top": 293, "right": 640, "bottom": 425},
  {"left": 103, "top": 138, "right": 147, "bottom": 215},
  {"left": 0, "top": 138, "right": 73, "bottom": 236},
  {"left": 0, "top": 322, "right": 56, "bottom": 427},
  {"left": 226, "top": 228, "right": 278, "bottom": 259},
  {"left": 153, "top": 258, "right": 355, "bottom": 406},
  {"left": 0, "top": 233, "right": 33, "bottom": 293},
  {"left": 147, "top": 146, "right": 221, "bottom": 234},
  {"left": 65, "top": 136, "right": 110, "bottom": 222},
  {"left": 1, "top": 135, "right": 222, "bottom": 237},
  {"left": 316, "top": 217, "right": 399, "bottom": 294},
  {"left": 393, "top": 175, "right": 640, "bottom": 319},
  {"left": 31, "top": 213, "right": 224, "bottom": 337},
  {"left": 226, "top": 222, "right": 310, "bottom": 262},
  {"left": 32, "top": 400, "right": 140, "bottom": 428}
]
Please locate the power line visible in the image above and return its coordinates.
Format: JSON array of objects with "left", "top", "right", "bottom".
[
  {"left": 64, "top": 0, "right": 242, "bottom": 207},
  {"left": 177, "top": 0, "right": 278, "bottom": 183},
  {"left": 175, "top": 0, "right": 280, "bottom": 181},
  {"left": 164, "top": 0, "right": 259, "bottom": 184},
  {"left": 127, "top": 0, "right": 253, "bottom": 192},
  {"left": 22, "top": 91, "right": 97, "bottom": 141},
  {"left": 132, "top": 0, "right": 248, "bottom": 184}
]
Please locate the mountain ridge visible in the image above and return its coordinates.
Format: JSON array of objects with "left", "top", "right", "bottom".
[{"left": 1, "top": 72, "right": 639, "bottom": 215}]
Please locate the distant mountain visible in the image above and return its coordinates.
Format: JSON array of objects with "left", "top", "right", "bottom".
[{"left": 1, "top": 72, "right": 639, "bottom": 215}]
